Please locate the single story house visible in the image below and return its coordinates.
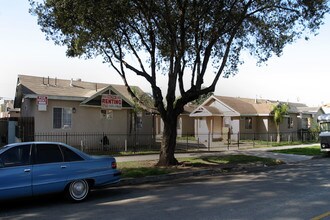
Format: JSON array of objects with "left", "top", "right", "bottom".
[
  {"left": 13, "top": 74, "right": 155, "bottom": 150},
  {"left": 190, "top": 95, "right": 321, "bottom": 143}
]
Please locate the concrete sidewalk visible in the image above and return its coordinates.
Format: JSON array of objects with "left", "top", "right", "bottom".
[{"left": 116, "top": 144, "right": 317, "bottom": 164}]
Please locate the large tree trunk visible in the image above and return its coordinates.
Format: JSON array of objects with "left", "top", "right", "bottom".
[
  {"left": 157, "top": 115, "right": 179, "bottom": 166},
  {"left": 276, "top": 125, "right": 280, "bottom": 143}
]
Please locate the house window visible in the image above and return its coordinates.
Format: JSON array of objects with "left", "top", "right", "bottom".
[
  {"left": 288, "top": 117, "right": 294, "bottom": 129},
  {"left": 245, "top": 117, "right": 252, "bottom": 129},
  {"left": 302, "top": 118, "right": 308, "bottom": 129},
  {"left": 101, "top": 109, "right": 113, "bottom": 120},
  {"left": 136, "top": 112, "right": 143, "bottom": 128},
  {"left": 53, "top": 107, "right": 72, "bottom": 129}
]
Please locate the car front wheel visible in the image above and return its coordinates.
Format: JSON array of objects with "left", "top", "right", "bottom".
[{"left": 67, "top": 179, "right": 90, "bottom": 202}]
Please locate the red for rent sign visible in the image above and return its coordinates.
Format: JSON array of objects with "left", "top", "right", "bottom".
[
  {"left": 101, "top": 94, "right": 122, "bottom": 109},
  {"left": 37, "top": 96, "right": 48, "bottom": 105}
]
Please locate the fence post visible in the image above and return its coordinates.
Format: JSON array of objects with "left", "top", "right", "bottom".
[
  {"left": 237, "top": 132, "right": 240, "bottom": 149},
  {"left": 80, "top": 140, "right": 84, "bottom": 152},
  {"left": 208, "top": 132, "right": 210, "bottom": 151},
  {"left": 65, "top": 132, "right": 68, "bottom": 144},
  {"left": 186, "top": 133, "right": 188, "bottom": 151}
]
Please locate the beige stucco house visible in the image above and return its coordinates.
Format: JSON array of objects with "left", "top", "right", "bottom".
[
  {"left": 190, "top": 95, "right": 321, "bottom": 143},
  {"left": 13, "top": 75, "right": 155, "bottom": 150}
]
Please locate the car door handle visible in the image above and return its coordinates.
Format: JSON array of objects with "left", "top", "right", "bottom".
[
  {"left": 61, "top": 165, "right": 67, "bottom": 169},
  {"left": 24, "top": 169, "right": 31, "bottom": 173}
]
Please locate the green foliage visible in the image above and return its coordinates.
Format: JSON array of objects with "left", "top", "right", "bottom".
[
  {"left": 120, "top": 167, "right": 172, "bottom": 178},
  {"left": 118, "top": 155, "right": 282, "bottom": 178},
  {"left": 30, "top": 0, "right": 329, "bottom": 106},
  {"left": 272, "top": 103, "right": 289, "bottom": 125},
  {"left": 30, "top": 0, "right": 329, "bottom": 165},
  {"left": 272, "top": 103, "right": 289, "bottom": 142},
  {"left": 191, "top": 90, "right": 214, "bottom": 105}
]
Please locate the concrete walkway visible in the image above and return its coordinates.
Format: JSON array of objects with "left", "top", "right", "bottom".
[{"left": 116, "top": 144, "right": 317, "bottom": 164}]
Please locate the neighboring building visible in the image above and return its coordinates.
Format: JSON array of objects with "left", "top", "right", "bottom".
[
  {"left": 0, "top": 100, "right": 21, "bottom": 146},
  {"left": 296, "top": 106, "right": 324, "bottom": 130},
  {"left": 190, "top": 95, "right": 320, "bottom": 143},
  {"left": 155, "top": 103, "right": 197, "bottom": 138},
  {"left": 0, "top": 100, "right": 20, "bottom": 118},
  {"left": 321, "top": 104, "right": 330, "bottom": 114},
  {"left": 13, "top": 75, "right": 155, "bottom": 149}
]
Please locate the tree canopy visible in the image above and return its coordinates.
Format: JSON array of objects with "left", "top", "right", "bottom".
[{"left": 30, "top": 0, "right": 329, "bottom": 165}]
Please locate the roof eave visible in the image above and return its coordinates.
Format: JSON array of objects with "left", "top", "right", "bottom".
[{"left": 24, "top": 94, "right": 85, "bottom": 102}]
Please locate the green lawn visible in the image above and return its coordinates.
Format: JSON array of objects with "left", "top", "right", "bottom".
[
  {"left": 118, "top": 155, "right": 282, "bottom": 178},
  {"left": 271, "top": 145, "right": 322, "bottom": 156}
]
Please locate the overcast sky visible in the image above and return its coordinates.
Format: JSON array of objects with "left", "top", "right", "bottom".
[{"left": 1, "top": 1, "right": 330, "bottom": 106}]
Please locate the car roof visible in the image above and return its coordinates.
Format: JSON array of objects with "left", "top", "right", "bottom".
[{"left": 0, "top": 142, "right": 91, "bottom": 159}]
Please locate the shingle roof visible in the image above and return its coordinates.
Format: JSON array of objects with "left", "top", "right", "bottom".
[
  {"left": 17, "top": 75, "right": 109, "bottom": 98},
  {"left": 15, "top": 74, "right": 146, "bottom": 107},
  {"left": 213, "top": 96, "right": 273, "bottom": 115},
  {"left": 182, "top": 103, "right": 198, "bottom": 115},
  {"left": 213, "top": 96, "right": 307, "bottom": 115},
  {"left": 296, "top": 107, "right": 320, "bottom": 114}
]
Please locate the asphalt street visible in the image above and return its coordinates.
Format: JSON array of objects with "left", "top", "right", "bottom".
[{"left": 1, "top": 154, "right": 330, "bottom": 220}]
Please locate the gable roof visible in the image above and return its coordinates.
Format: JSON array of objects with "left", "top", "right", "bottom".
[
  {"left": 190, "top": 106, "right": 223, "bottom": 117},
  {"left": 213, "top": 96, "right": 273, "bottom": 115},
  {"left": 296, "top": 106, "right": 322, "bottom": 114},
  {"left": 14, "top": 74, "right": 145, "bottom": 109},
  {"left": 191, "top": 95, "right": 309, "bottom": 117}
]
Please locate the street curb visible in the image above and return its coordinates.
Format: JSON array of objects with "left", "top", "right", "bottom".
[{"left": 118, "top": 169, "right": 215, "bottom": 186}]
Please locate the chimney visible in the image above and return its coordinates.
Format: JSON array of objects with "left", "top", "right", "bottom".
[{"left": 55, "top": 77, "right": 57, "bottom": 86}]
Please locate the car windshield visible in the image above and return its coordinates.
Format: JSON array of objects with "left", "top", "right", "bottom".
[{"left": 320, "top": 122, "right": 330, "bottom": 132}]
